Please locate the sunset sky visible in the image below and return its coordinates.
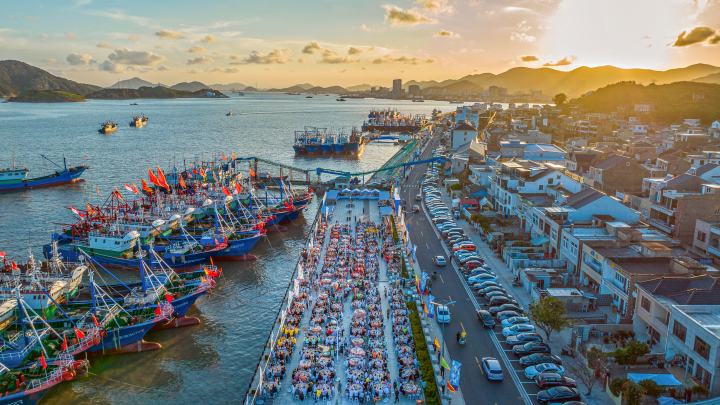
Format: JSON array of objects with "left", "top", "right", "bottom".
[{"left": 2, "top": 0, "right": 720, "bottom": 88}]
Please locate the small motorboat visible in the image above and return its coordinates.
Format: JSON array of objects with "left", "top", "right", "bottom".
[
  {"left": 337, "top": 98, "right": 346, "bottom": 102},
  {"left": 306, "top": 96, "right": 313, "bottom": 98},
  {"left": 227, "top": 110, "right": 233, "bottom": 116},
  {"left": 130, "top": 102, "right": 139, "bottom": 105}
]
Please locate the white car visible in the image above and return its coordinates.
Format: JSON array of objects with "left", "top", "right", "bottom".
[
  {"left": 502, "top": 324, "right": 536, "bottom": 337},
  {"left": 501, "top": 317, "right": 530, "bottom": 328},
  {"left": 524, "top": 363, "right": 565, "bottom": 380},
  {"left": 436, "top": 305, "right": 451, "bottom": 323}
]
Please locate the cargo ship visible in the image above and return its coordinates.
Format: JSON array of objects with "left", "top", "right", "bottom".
[
  {"left": 0, "top": 156, "right": 88, "bottom": 192},
  {"left": 293, "top": 126, "right": 367, "bottom": 155}
]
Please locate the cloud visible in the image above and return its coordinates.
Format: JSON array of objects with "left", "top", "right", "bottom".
[
  {"left": 229, "top": 55, "right": 241, "bottom": 60},
  {"left": 520, "top": 55, "right": 539, "bottom": 62},
  {"left": 65, "top": 32, "right": 78, "bottom": 39},
  {"left": 319, "top": 49, "right": 357, "bottom": 64},
  {"left": 187, "top": 55, "right": 214, "bottom": 65},
  {"left": 415, "top": 0, "right": 454, "bottom": 14},
  {"left": 348, "top": 47, "right": 366, "bottom": 55},
  {"left": 98, "top": 60, "right": 125, "bottom": 73},
  {"left": 188, "top": 45, "right": 207, "bottom": 53},
  {"left": 207, "top": 67, "right": 240, "bottom": 73},
  {"left": 157, "top": 65, "right": 170, "bottom": 71},
  {"left": 711, "top": 35, "right": 720, "bottom": 45},
  {"left": 340, "top": 69, "right": 348, "bottom": 73},
  {"left": 230, "top": 49, "right": 291, "bottom": 64},
  {"left": 82, "top": 10, "right": 157, "bottom": 28},
  {"left": 38, "top": 34, "right": 48, "bottom": 39},
  {"left": 361, "top": 24, "right": 374, "bottom": 32},
  {"left": 66, "top": 53, "right": 96, "bottom": 66},
  {"left": 128, "top": 35, "right": 140, "bottom": 41},
  {"left": 371, "top": 54, "right": 430, "bottom": 65},
  {"left": 155, "top": 29, "right": 186, "bottom": 40},
  {"left": 511, "top": 32, "right": 536, "bottom": 42},
  {"left": 212, "top": 51, "right": 223, "bottom": 56},
  {"left": 154, "top": 45, "right": 163, "bottom": 49},
  {"left": 433, "top": 29, "right": 459, "bottom": 38},
  {"left": 297, "top": 56, "right": 307, "bottom": 63},
  {"left": 28, "top": 16, "right": 39, "bottom": 22},
  {"left": 97, "top": 41, "right": 115, "bottom": 49},
  {"left": 43, "top": 58, "right": 59, "bottom": 65},
  {"left": 382, "top": 5, "right": 437, "bottom": 26},
  {"left": 187, "top": 69, "right": 200, "bottom": 74},
  {"left": 201, "top": 34, "right": 218, "bottom": 44},
  {"left": 673, "top": 27, "right": 716, "bottom": 47},
  {"left": 108, "top": 48, "right": 165, "bottom": 65},
  {"left": 302, "top": 41, "right": 323, "bottom": 54},
  {"left": 543, "top": 56, "right": 576, "bottom": 67}
]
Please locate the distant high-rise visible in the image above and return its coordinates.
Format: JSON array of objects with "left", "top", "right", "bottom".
[
  {"left": 393, "top": 79, "right": 402, "bottom": 99},
  {"left": 408, "top": 85, "right": 420, "bottom": 98},
  {"left": 371, "top": 87, "right": 376, "bottom": 93}
]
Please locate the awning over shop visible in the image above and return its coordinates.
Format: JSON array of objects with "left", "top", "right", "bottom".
[
  {"left": 530, "top": 236, "right": 549, "bottom": 246},
  {"left": 379, "top": 207, "right": 394, "bottom": 216},
  {"left": 627, "top": 373, "right": 682, "bottom": 386}
]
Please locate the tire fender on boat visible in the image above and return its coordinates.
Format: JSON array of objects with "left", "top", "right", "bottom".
[{"left": 181, "top": 255, "right": 186, "bottom": 264}]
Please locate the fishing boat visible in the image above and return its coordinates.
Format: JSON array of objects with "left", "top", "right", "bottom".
[
  {"left": 129, "top": 115, "right": 148, "bottom": 127},
  {"left": 412, "top": 99, "right": 424, "bottom": 102},
  {"left": 344, "top": 127, "right": 367, "bottom": 156},
  {"left": 305, "top": 96, "right": 313, "bottom": 98},
  {"left": 130, "top": 102, "right": 139, "bottom": 105},
  {"left": 336, "top": 98, "right": 346, "bottom": 102},
  {"left": 0, "top": 356, "right": 88, "bottom": 405},
  {"left": 98, "top": 121, "right": 117, "bottom": 134},
  {"left": 227, "top": 110, "right": 233, "bottom": 116},
  {"left": 0, "top": 155, "right": 88, "bottom": 193}
]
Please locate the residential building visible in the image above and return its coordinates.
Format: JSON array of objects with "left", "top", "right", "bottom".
[
  {"left": 564, "top": 151, "right": 603, "bottom": 175},
  {"left": 450, "top": 122, "right": 478, "bottom": 150},
  {"left": 456, "top": 106, "right": 480, "bottom": 127},
  {"left": 685, "top": 151, "right": 720, "bottom": 168},
  {"left": 584, "top": 154, "right": 648, "bottom": 196},
  {"left": 408, "top": 84, "right": 420, "bottom": 97},
  {"left": 469, "top": 164, "right": 494, "bottom": 188},
  {"left": 392, "top": 79, "right": 402, "bottom": 99}
]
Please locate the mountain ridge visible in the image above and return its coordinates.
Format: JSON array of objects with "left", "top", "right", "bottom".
[{"left": 0, "top": 60, "right": 100, "bottom": 97}]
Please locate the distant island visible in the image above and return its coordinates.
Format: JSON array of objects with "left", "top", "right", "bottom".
[
  {"left": 85, "top": 86, "right": 228, "bottom": 100},
  {"left": 7, "top": 89, "right": 86, "bottom": 103}
]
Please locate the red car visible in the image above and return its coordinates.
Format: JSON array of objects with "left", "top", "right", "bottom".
[{"left": 536, "top": 372, "right": 577, "bottom": 389}]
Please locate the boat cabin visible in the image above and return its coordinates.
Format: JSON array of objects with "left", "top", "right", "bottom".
[{"left": 0, "top": 168, "right": 29, "bottom": 184}]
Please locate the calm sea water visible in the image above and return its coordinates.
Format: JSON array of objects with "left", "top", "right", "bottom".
[{"left": 0, "top": 93, "right": 451, "bottom": 404}]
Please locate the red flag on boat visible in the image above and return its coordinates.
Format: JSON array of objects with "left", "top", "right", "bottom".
[
  {"left": 93, "top": 315, "right": 98, "bottom": 327},
  {"left": 71, "top": 205, "right": 85, "bottom": 219},
  {"left": 200, "top": 168, "right": 205, "bottom": 177},
  {"left": 124, "top": 183, "right": 134, "bottom": 193},
  {"left": 179, "top": 176, "right": 187, "bottom": 189},
  {"left": 210, "top": 257, "right": 214, "bottom": 266},
  {"left": 222, "top": 185, "right": 231, "bottom": 196},
  {"left": 85, "top": 203, "right": 94, "bottom": 215},
  {"left": 231, "top": 153, "right": 237, "bottom": 159},
  {"left": 188, "top": 172, "right": 193, "bottom": 178},
  {"left": 132, "top": 182, "right": 140, "bottom": 194},
  {"left": 193, "top": 169, "right": 198, "bottom": 175},
  {"left": 10, "top": 261, "right": 18, "bottom": 272},
  {"left": 61, "top": 335, "right": 67, "bottom": 351},
  {"left": 235, "top": 183, "right": 242, "bottom": 194},
  {"left": 148, "top": 168, "right": 163, "bottom": 189},
  {"left": 0, "top": 252, "right": 5, "bottom": 259},
  {"left": 249, "top": 168, "right": 256, "bottom": 177},
  {"left": 96, "top": 187, "right": 100, "bottom": 197},
  {"left": 114, "top": 186, "right": 124, "bottom": 200},
  {"left": 156, "top": 166, "right": 170, "bottom": 190},
  {"left": 212, "top": 172, "right": 218, "bottom": 182},
  {"left": 166, "top": 294, "right": 173, "bottom": 304},
  {"left": 308, "top": 188, "right": 313, "bottom": 193},
  {"left": 214, "top": 238, "right": 220, "bottom": 246},
  {"left": 205, "top": 267, "right": 219, "bottom": 277},
  {"left": 40, "top": 354, "right": 47, "bottom": 370},
  {"left": 75, "top": 328, "right": 85, "bottom": 339},
  {"left": 154, "top": 302, "right": 162, "bottom": 316},
  {"left": 221, "top": 153, "right": 228, "bottom": 160},
  {"left": 141, "top": 179, "right": 152, "bottom": 193}
]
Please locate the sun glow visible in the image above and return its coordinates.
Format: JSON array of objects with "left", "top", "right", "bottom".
[{"left": 545, "top": 0, "right": 690, "bottom": 69}]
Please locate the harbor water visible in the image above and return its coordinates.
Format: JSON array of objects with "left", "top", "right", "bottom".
[{"left": 0, "top": 94, "right": 449, "bottom": 404}]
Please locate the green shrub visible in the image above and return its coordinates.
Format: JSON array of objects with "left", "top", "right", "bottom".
[
  {"left": 612, "top": 340, "right": 650, "bottom": 365},
  {"left": 639, "top": 379, "right": 663, "bottom": 398},
  {"left": 609, "top": 377, "right": 628, "bottom": 396},
  {"left": 391, "top": 216, "right": 399, "bottom": 242},
  {"left": 406, "top": 302, "right": 441, "bottom": 405},
  {"left": 401, "top": 256, "right": 409, "bottom": 279}
]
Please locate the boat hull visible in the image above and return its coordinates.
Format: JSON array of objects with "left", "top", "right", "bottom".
[
  {"left": 43, "top": 244, "right": 207, "bottom": 272},
  {"left": 85, "top": 320, "right": 158, "bottom": 353},
  {"left": 212, "top": 233, "right": 263, "bottom": 260},
  {"left": 320, "top": 144, "right": 333, "bottom": 154},
  {"left": 0, "top": 166, "right": 88, "bottom": 192},
  {"left": 332, "top": 144, "right": 346, "bottom": 154},
  {"left": 293, "top": 145, "right": 307, "bottom": 155},
  {"left": 0, "top": 387, "right": 52, "bottom": 405},
  {"left": 305, "top": 145, "right": 321, "bottom": 154}
]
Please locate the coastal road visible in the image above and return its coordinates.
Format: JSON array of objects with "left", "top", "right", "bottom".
[{"left": 402, "top": 123, "right": 529, "bottom": 404}]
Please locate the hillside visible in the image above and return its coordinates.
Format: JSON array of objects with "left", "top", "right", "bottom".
[
  {"left": 86, "top": 86, "right": 227, "bottom": 100},
  {"left": 106, "top": 77, "right": 164, "bottom": 89},
  {"left": 170, "top": 81, "right": 211, "bottom": 92},
  {"left": 243, "top": 86, "right": 258, "bottom": 92},
  {"left": 346, "top": 84, "right": 382, "bottom": 92},
  {"left": 692, "top": 72, "right": 720, "bottom": 84},
  {"left": 305, "top": 86, "right": 347, "bottom": 94},
  {"left": 0, "top": 60, "right": 100, "bottom": 97},
  {"left": 209, "top": 82, "right": 247, "bottom": 91},
  {"left": 422, "top": 80, "right": 483, "bottom": 94},
  {"left": 570, "top": 81, "right": 720, "bottom": 124},
  {"left": 264, "top": 85, "right": 308, "bottom": 93},
  {"left": 8, "top": 89, "right": 86, "bottom": 102},
  {"left": 456, "top": 64, "right": 720, "bottom": 96}
]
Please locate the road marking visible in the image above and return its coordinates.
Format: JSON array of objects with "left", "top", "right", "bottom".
[
  {"left": 461, "top": 323, "right": 466, "bottom": 334},
  {"left": 439, "top": 274, "right": 444, "bottom": 283},
  {"left": 426, "top": 243, "right": 429, "bottom": 249},
  {"left": 475, "top": 357, "right": 484, "bottom": 374}
]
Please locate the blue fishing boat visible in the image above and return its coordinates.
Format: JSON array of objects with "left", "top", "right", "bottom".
[{"left": 0, "top": 155, "right": 88, "bottom": 193}]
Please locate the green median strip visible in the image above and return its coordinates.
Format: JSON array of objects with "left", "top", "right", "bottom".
[{"left": 407, "top": 301, "right": 441, "bottom": 405}]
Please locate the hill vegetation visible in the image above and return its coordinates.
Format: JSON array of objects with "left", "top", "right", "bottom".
[
  {"left": 85, "top": 86, "right": 227, "bottom": 100},
  {"left": 0, "top": 60, "right": 100, "bottom": 97},
  {"left": 170, "top": 81, "right": 212, "bottom": 92},
  {"left": 7, "top": 89, "right": 86, "bottom": 102},
  {"left": 692, "top": 72, "right": 720, "bottom": 84},
  {"left": 570, "top": 81, "right": 720, "bottom": 124}
]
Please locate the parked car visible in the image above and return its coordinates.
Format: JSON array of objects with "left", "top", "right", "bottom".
[
  {"left": 464, "top": 261, "right": 484, "bottom": 269},
  {"left": 505, "top": 333, "right": 544, "bottom": 347},
  {"left": 536, "top": 386, "right": 581, "bottom": 404},
  {"left": 513, "top": 342, "right": 551, "bottom": 357},
  {"left": 453, "top": 244, "right": 475, "bottom": 251},
  {"left": 524, "top": 363, "right": 565, "bottom": 380},
  {"left": 502, "top": 324, "right": 536, "bottom": 337},
  {"left": 488, "top": 304, "right": 524, "bottom": 316},
  {"left": 459, "top": 256, "right": 483, "bottom": 264},
  {"left": 468, "top": 274, "right": 497, "bottom": 283},
  {"left": 474, "top": 280, "right": 501, "bottom": 290},
  {"left": 496, "top": 311, "right": 524, "bottom": 323},
  {"left": 481, "top": 358, "right": 503, "bottom": 381},
  {"left": 476, "top": 310, "right": 495, "bottom": 328},
  {"left": 535, "top": 373, "right": 576, "bottom": 389},
  {"left": 519, "top": 353, "right": 563, "bottom": 367},
  {"left": 489, "top": 295, "right": 518, "bottom": 306},
  {"left": 501, "top": 316, "right": 530, "bottom": 328},
  {"left": 479, "top": 286, "right": 505, "bottom": 298},
  {"left": 436, "top": 305, "right": 450, "bottom": 323},
  {"left": 485, "top": 291, "right": 509, "bottom": 301},
  {"left": 433, "top": 256, "right": 446, "bottom": 266}
]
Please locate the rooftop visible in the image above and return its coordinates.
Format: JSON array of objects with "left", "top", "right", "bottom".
[
  {"left": 594, "top": 154, "right": 629, "bottom": 170},
  {"left": 638, "top": 275, "right": 720, "bottom": 306},
  {"left": 525, "top": 144, "right": 566, "bottom": 154},
  {"left": 674, "top": 306, "right": 720, "bottom": 340}
]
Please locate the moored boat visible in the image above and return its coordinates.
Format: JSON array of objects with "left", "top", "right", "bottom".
[
  {"left": 0, "top": 156, "right": 88, "bottom": 193},
  {"left": 98, "top": 121, "right": 117, "bottom": 134}
]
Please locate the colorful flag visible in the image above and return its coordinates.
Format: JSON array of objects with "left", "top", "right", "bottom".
[
  {"left": 249, "top": 168, "right": 256, "bottom": 177},
  {"left": 222, "top": 185, "right": 231, "bottom": 196},
  {"left": 188, "top": 172, "right": 193, "bottom": 178},
  {"left": 428, "top": 294, "right": 435, "bottom": 318},
  {"left": 10, "top": 261, "right": 18, "bottom": 272},
  {"left": 179, "top": 176, "right": 187, "bottom": 189},
  {"left": 154, "top": 302, "right": 162, "bottom": 316},
  {"left": 75, "top": 328, "right": 86, "bottom": 339},
  {"left": 231, "top": 152, "right": 237, "bottom": 159},
  {"left": 441, "top": 357, "right": 450, "bottom": 370},
  {"left": 236, "top": 183, "right": 242, "bottom": 194},
  {"left": 148, "top": 168, "right": 163, "bottom": 188},
  {"left": 166, "top": 294, "right": 174, "bottom": 304},
  {"left": 221, "top": 153, "right": 228, "bottom": 160},
  {"left": 97, "top": 187, "right": 100, "bottom": 197},
  {"left": 200, "top": 168, "right": 206, "bottom": 176},
  {"left": 131, "top": 182, "right": 140, "bottom": 194},
  {"left": 93, "top": 315, "right": 98, "bottom": 327},
  {"left": 40, "top": 354, "right": 47, "bottom": 370},
  {"left": 212, "top": 172, "right": 218, "bottom": 182},
  {"left": 70, "top": 205, "right": 85, "bottom": 219},
  {"left": 423, "top": 304, "right": 429, "bottom": 315},
  {"left": 141, "top": 179, "right": 152, "bottom": 193},
  {"left": 0, "top": 252, "right": 5, "bottom": 259},
  {"left": 114, "top": 186, "right": 124, "bottom": 200},
  {"left": 210, "top": 257, "right": 214, "bottom": 266},
  {"left": 449, "top": 360, "right": 462, "bottom": 390},
  {"left": 446, "top": 381, "right": 455, "bottom": 393},
  {"left": 308, "top": 188, "right": 314, "bottom": 193},
  {"left": 61, "top": 335, "right": 67, "bottom": 351},
  {"left": 124, "top": 183, "right": 134, "bottom": 193},
  {"left": 434, "top": 337, "right": 441, "bottom": 350}
]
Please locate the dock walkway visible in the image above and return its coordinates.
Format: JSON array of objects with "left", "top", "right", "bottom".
[{"left": 247, "top": 196, "right": 424, "bottom": 404}]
